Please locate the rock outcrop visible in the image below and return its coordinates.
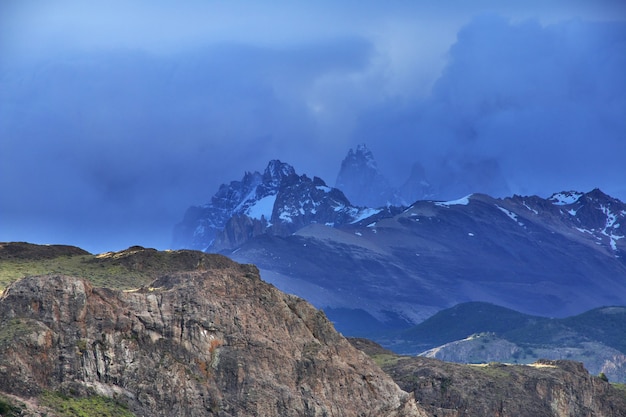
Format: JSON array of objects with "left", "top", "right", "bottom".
[
  {"left": 0, "top": 256, "right": 421, "bottom": 416},
  {"left": 351, "top": 338, "right": 626, "bottom": 417}
]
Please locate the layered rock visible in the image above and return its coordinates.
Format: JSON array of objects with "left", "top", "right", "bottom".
[{"left": 0, "top": 256, "right": 422, "bottom": 416}]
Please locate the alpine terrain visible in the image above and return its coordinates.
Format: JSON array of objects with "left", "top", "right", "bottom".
[{"left": 174, "top": 158, "right": 626, "bottom": 333}]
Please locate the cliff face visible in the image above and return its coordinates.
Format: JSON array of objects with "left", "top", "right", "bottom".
[
  {"left": 351, "top": 338, "right": 626, "bottom": 417},
  {"left": 0, "top": 260, "right": 420, "bottom": 416}
]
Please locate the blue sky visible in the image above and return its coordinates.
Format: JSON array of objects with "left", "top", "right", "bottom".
[{"left": 1, "top": 1, "right": 625, "bottom": 253}]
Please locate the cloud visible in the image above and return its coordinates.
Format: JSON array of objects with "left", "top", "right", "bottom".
[
  {"left": 0, "top": 37, "right": 375, "bottom": 252},
  {"left": 355, "top": 15, "right": 626, "bottom": 199},
  {"left": 1, "top": 3, "right": 625, "bottom": 252}
]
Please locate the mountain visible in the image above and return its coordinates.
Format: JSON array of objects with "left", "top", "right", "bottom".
[
  {"left": 173, "top": 157, "right": 626, "bottom": 337},
  {"left": 334, "top": 145, "right": 509, "bottom": 205},
  {"left": 0, "top": 244, "right": 418, "bottom": 416},
  {"left": 223, "top": 189, "right": 626, "bottom": 335},
  {"left": 172, "top": 159, "right": 393, "bottom": 252},
  {"left": 334, "top": 144, "right": 404, "bottom": 207},
  {"left": 2, "top": 243, "right": 625, "bottom": 417}
]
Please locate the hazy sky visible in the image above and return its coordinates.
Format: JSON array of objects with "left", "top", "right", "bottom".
[{"left": 2, "top": 1, "right": 625, "bottom": 253}]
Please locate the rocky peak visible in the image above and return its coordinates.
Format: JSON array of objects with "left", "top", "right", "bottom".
[
  {"left": 173, "top": 160, "right": 379, "bottom": 252},
  {"left": 508, "top": 188, "right": 626, "bottom": 255},
  {"left": 335, "top": 144, "right": 404, "bottom": 207},
  {"left": 262, "top": 159, "right": 296, "bottom": 187}
]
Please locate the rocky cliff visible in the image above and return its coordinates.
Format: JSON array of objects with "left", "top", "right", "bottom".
[
  {"left": 351, "top": 338, "right": 626, "bottom": 417},
  {"left": 0, "top": 254, "right": 420, "bottom": 416}
]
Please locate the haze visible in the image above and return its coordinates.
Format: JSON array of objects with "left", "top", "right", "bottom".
[{"left": 1, "top": 1, "right": 625, "bottom": 253}]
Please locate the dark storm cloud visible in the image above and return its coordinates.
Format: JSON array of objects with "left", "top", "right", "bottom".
[
  {"left": 1, "top": 2, "right": 625, "bottom": 253},
  {"left": 0, "top": 38, "right": 374, "bottom": 252},
  {"left": 359, "top": 16, "right": 626, "bottom": 199}
]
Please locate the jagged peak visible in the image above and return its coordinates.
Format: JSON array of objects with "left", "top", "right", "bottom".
[
  {"left": 548, "top": 189, "right": 617, "bottom": 206},
  {"left": 342, "top": 144, "right": 377, "bottom": 170},
  {"left": 263, "top": 160, "right": 296, "bottom": 185}
]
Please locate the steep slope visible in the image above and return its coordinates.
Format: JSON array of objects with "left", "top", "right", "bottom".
[{"left": 0, "top": 249, "right": 421, "bottom": 417}]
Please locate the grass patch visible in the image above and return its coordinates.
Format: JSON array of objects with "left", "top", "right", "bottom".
[
  {"left": 611, "top": 383, "right": 626, "bottom": 401},
  {"left": 469, "top": 362, "right": 512, "bottom": 379},
  {"left": 0, "top": 245, "right": 236, "bottom": 292},
  {"left": 0, "top": 395, "right": 23, "bottom": 417},
  {"left": 0, "top": 318, "right": 42, "bottom": 348},
  {"left": 371, "top": 353, "right": 405, "bottom": 368},
  {"left": 0, "top": 255, "right": 153, "bottom": 291},
  {"left": 40, "top": 392, "right": 135, "bottom": 417}
]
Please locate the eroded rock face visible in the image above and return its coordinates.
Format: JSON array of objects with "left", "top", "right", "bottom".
[
  {"left": 351, "top": 339, "right": 626, "bottom": 417},
  {"left": 0, "top": 258, "right": 422, "bottom": 416}
]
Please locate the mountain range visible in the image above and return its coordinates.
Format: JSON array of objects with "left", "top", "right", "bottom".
[
  {"left": 1, "top": 243, "right": 625, "bottom": 416},
  {"left": 173, "top": 150, "right": 626, "bottom": 339}
]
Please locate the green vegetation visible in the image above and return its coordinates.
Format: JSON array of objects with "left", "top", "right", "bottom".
[
  {"left": 0, "top": 395, "right": 22, "bottom": 417},
  {"left": 391, "top": 301, "right": 626, "bottom": 357},
  {"left": 612, "top": 383, "right": 626, "bottom": 400},
  {"left": 562, "top": 307, "right": 626, "bottom": 354},
  {"left": 40, "top": 392, "right": 135, "bottom": 417},
  {"left": 398, "top": 302, "right": 544, "bottom": 347},
  {"left": 371, "top": 353, "right": 405, "bottom": 368},
  {"left": 0, "top": 318, "right": 42, "bottom": 348},
  {"left": 0, "top": 243, "right": 232, "bottom": 291}
]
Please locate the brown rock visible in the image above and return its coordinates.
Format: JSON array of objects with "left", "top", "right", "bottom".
[{"left": 0, "top": 257, "right": 422, "bottom": 416}]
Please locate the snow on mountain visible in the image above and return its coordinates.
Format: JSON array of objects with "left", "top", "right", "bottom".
[
  {"left": 174, "top": 160, "right": 626, "bottom": 340},
  {"left": 172, "top": 160, "right": 382, "bottom": 251},
  {"left": 548, "top": 191, "right": 584, "bottom": 205},
  {"left": 434, "top": 195, "right": 472, "bottom": 207}
]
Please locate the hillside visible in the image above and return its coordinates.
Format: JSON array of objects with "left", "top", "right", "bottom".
[
  {"left": 384, "top": 302, "right": 626, "bottom": 382},
  {"left": 0, "top": 243, "right": 418, "bottom": 416}
]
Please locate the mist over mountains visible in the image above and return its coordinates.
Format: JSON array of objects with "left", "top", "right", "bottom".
[{"left": 3, "top": 12, "right": 625, "bottom": 254}]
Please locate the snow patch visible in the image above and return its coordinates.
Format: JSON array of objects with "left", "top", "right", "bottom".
[
  {"left": 350, "top": 208, "right": 382, "bottom": 224},
  {"left": 193, "top": 225, "right": 205, "bottom": 236},
  {"left": 246, "top": 194, "right": 277, "bottom": 220},
  {"left": 315, "top": 185, "right": 331, "bottom": 193},
  {"left": 434, "top": 195, "right": 471, "bottom": 207},
  {"left": 496, "top": 205, "right": 524, "bottom": 227},
  {"left": 522, "top": 201, "right": 539, "bottom": 214},
  {"left": 600, "top": 205, "right": 625, "bottom": 251},
  {"left": 549, "top": 191, "right": 583, "bottom": 205}
]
